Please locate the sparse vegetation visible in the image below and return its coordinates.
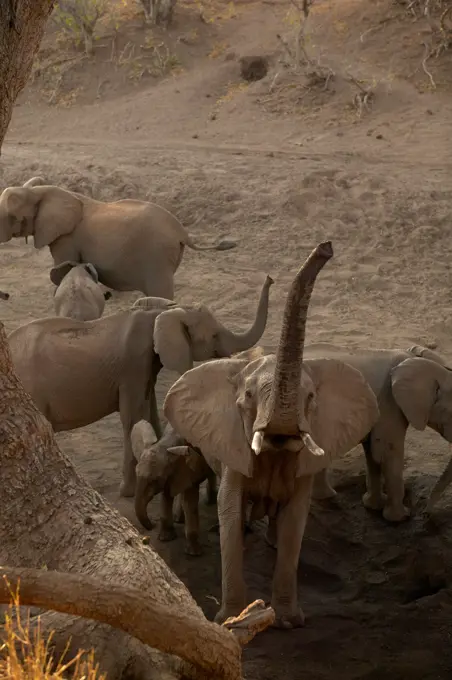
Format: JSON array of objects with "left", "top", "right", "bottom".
[
  {"left": 52, "top": 0, "right": 108, "bottom": 55},
  {"left": 138, "top": 0, "right": 177, "bottom": 26}
]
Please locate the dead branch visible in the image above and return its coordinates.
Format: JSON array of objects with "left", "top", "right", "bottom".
[
  {"left": 421, "top": 41, "right": 436, "bottom": 88},
  {"left": 223, "top": 600, "right": 276, "bottom": 646},
  {"left": 346, "top": 72, "right": 375, "bottom": 118},
  {"left": 0, "top": 567, "right": 275, "bottom": 680}
]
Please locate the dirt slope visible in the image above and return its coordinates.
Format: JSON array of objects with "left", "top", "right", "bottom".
[{"left": 1, "top": 0, "right": 452, "bottom": 677}]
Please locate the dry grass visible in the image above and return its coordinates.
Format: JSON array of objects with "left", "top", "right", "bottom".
[{"left": 0, "top": 580, "right": 103, "bottom": 680}]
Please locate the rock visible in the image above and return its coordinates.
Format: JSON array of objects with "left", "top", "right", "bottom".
[{"left": 239, "top": 56, "right": 269, "bottom": 82}]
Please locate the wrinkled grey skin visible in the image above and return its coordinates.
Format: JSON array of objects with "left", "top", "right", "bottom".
[
  {"left": 51, "top": 260, "right": 111, "bottom": 321},
  {"left": 305, "top": 343, "right": 452, "bottom": 522},
  {"left": 132, "top": 420, "right": 216, "bottom": 556},
  {"left": 0, "top": 178, "right": 237, "bottom": 298},
  {"left": 8, "top": 281, "right": 271, "bottom": 498},
  {"left": 164, "top": 242, "right": 379, "bottom": 628}
]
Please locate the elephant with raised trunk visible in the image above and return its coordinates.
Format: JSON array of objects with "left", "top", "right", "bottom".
[
  {"left": 0, "top": 179, "right": 237, "bottom": 298},
  {"left": 307, "top": 343, "right": 452, "bottom": 521},
  {"left": 8, "top": 276, "right": 273, "bottom": 498},
  {"left": 164, "top": 242, "right": 379, "bottom": 628}
]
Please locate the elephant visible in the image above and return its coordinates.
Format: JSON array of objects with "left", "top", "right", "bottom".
[
  {"left": 8, "top": 275, "right": 273, "bottom": 497},
  {"left": 0, "top": 179, "right": 238, "bottom": 298},
  {"left": 163, "top": 242, "right": 379, "bottom": 628},
  {"left": 51, "top": 260, "right": 112, "bottom": 321},
  {"left": 132, "top": 419, "right": 216, "bottom": 555},
  {"left": 303, "top": 343, "right": 452, "bottom": 522}
]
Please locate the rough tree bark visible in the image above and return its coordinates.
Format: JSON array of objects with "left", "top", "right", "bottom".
[
  {"left": 0, "top": 320, "right": 273, "bottom": 680},
  {"left": 0, "top": 0, "right": 56, "bottom": 149}
]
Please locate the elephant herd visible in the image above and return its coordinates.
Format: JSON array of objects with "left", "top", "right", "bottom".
[{"left": 1, "top": 177, "right": 452, "bottom": 630}]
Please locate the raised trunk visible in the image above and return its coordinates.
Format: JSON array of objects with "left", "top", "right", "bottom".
[
  {"left": 0, "top": 1, "right": 55, "bottom": 150},
  {"left": 264, "top": 242, "right": 333, "bottom": 435},
  {"left": 221, "top": 275, "right": 274, "bottom": 354},
  {"left": 135, "top": 477, "right": 155, "bottom": 530}
]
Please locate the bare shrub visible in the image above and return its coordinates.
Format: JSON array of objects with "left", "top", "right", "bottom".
[
  {"left": 138, "top": 0, "right": 177, "bottom": 26},
  {"left": 52, "top": 0, "right": 108, "bottom": 55}
]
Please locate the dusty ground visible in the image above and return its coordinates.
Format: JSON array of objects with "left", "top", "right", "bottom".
[{"left": 2, "top": 0, "right": 452, "bottom": 677}]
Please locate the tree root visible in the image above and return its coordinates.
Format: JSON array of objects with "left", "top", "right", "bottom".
[{"left": 0, "top": 567, "right": 275, "bottom": 680}]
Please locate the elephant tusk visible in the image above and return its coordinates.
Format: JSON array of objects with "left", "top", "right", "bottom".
[
  {"left": 251, "top": 431, "right": 264, "bottom": 455},
  {"left": 301, "top": 433, "right": 324, "bottom": 457}
]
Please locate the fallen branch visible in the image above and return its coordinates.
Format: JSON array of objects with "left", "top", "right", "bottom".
[
  {"left": 421, "top": 40, "right": 436, "bottom": 88},
  {"left": 0, "top": 567, "right": 275, "bottom": 680}
]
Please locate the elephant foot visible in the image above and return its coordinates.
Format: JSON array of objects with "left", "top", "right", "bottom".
[
  {"left": 119, "top": 480, "right": 136, "bottom": 498},
  {"left": 272, "top": 606, "right": 305, "bottom": 630},
  {"left": 185, "top": 534, "right": 203, "bottom": 557},
  {"left": 362, "top": 491, "right": 387, "bottom": 511},
  {"left": 214, "top": 603, "right": 246, "bottom": 625},
  {"left": 383, "top": 503, "right": 410, "bottom": 523},
  {"left": 158, "top": 525, "right": 177, "bottom": 542}
]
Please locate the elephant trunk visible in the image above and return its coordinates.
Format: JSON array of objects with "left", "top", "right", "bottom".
[
  {"left": 134, "top": 478, "right": 155, "bottom": 530},
  {"left": 220, "top": 275, "right": 274, "bottom": 354},
  {"left": 260, "top": 242, "right": 333, "bottom": 436}
]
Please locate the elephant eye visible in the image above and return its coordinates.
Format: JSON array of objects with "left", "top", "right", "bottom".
[
  {"left": 245, "top": 388, "right": 253, "bottom": 401},
  {"left": 306, "top": 392, "right": 314, "bottom": 409}
]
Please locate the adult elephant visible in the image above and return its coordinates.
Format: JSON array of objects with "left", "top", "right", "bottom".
[
  {"left": 0, "top": 179, "right": 237, "bottom": 298},
  {"left": 8, "top": 276, "right": 272, "bottom": 498},
  {"left": 163, "top": 242, "right": 379, "bottom": 628},
  {"left": 305, "top": 343, "right": 452, "bottom": 522}
]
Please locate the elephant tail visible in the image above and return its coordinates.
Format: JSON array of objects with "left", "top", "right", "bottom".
[
  {"left": 426, "top": 455, "right": 452, "bottom": 513},
  {"left": 184, "top": 233, "right": 237, "bottom": 252}
]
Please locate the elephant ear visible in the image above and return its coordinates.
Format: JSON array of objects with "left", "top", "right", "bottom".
[
  {"left": 154, "top": 307, "right": 193, "bottom": 375},
  {"left": 167, "top": 445, "right": 207, "bottom": 475},
  {"left": 50, "top": 261, "right": 78, "bottom": 287},
  {"left": 163, "top": 358, "right": 254, "bottom": 477},
  {"left": 391, "top": 358, "right": 438, "bottom": 431},
  {"left": 407, "top": 344, "right": 452, "bottom": 370},
  {"left": 33, "top": 186, "right": 83, "bottom": 249},
  {"left": 304, "top": 358, "right": 379, "bottom": 473}
]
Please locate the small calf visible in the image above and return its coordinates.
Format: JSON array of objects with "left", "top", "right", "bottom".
[
  {"left": 50, "top": 260, "right": 111, "bottom": 321},
  {"left": 132, "top": 419, "right": 216, "bottom": 556}
]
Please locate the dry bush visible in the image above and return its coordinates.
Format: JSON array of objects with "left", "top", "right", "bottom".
[
  {"left": 138, "top": 0, "right": 178, "bottom": 26},
  {"left": 0, "top": 586, "right": 103, "bottom": 680},
  {"left": 396, "top": 0, "right": 452, "bottom": 87},
  {"left": 52, "top": 0, "right": 108, "bottom": 55},
  {"left": 276, "top": 0, "right": 334, "bottom": 90}
]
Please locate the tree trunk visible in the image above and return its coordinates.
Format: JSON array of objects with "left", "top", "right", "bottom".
[
  {"left": 0, "top": 0, "right": 56, "bottom": 150},
  {"left": 0, "top": 319, "right": 259, "bottom": 679}
]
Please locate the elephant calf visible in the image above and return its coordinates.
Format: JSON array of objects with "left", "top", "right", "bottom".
[
  {"left": 306, "top": 343, "right": 452, "bottom": 522},
  {"left": 51, "top": 260, "right": 112, "bottom": 321},
  {"left": 132, "top": 420, "right": 216, "bottom": 556}
]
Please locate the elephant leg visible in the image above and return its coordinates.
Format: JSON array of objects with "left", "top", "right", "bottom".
[
  {"left": 148, "top": 387, "right": 162, "bottom": 439},
  {"left": 205, "top": 472, "right": 218, "bottom": 506},
  {"left": 271, "top": 474, "right": 314, "bottom": 629},
  {"left": 173, "top": 494, "right": 185, "bottom": 524},
  {"left": 118, "top": 387, "right": 143, "bottom": 498},
  {"left": 312, "top": 468, "right": 337, "bottom": 500},
  {"left": 158, "top": 489, "right": 177, "bottom": 542},
  {"left": 182, "top": 485, "right": 203, "bottom": 556},
  {"left": 381, "top": 433, "right": 410, "bottom": 522},
  {"left": 362, "top": 433, "right": 387, "bottom": 511},
  {"left": 143, "top": 264, "right": 174, "bottom": 300},
  {"left": 265, "top": 516, "right": 278, "bottom": 549},
  {"left": 214, "top": 468, "right": 246, "bottom": 624}
]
